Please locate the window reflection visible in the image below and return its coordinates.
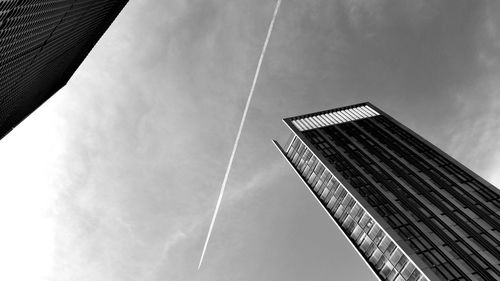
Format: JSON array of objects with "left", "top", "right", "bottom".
[{"left": 286, "top": 135, "right": 427, "bottom": 281}]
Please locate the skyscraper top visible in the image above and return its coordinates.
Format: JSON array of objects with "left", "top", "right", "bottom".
[
  {"left": 289, "top": 103, "right": 380, "bottom": 131},
  {"left": 275, "top": 102, "right": 500, "bottom": 281}
]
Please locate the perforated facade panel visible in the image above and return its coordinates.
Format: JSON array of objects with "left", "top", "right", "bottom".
[
  {"left": 0, "top": 0, "right": 128, "bottom": 139},
  {"left": 274, "top": 102, "right": 500, "bottom": 281}
]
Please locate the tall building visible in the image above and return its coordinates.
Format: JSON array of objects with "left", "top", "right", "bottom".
[
  {"left": 0, "top": 0, "right": 128, "bottom": 139},
  {"left": 273, "top": 103, "right": 500, "bottom": 281}
]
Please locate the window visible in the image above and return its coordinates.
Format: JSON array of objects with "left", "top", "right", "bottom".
[
  {"left": 375, "top": 254, "right": 388, "bottom": 270},
  {"left": 308, "top": 155, "right": 317, "bottom": 167},
  {"left": 400, "top": 262, "right": 416, "bottom": 280},
  {"left": 331, "top": 181, "right": 340, "bottom": 193},
  {"left": 350, "top": 204, "right": 361, "bottom": 217},
  {"left": 337, "top": 189, "right": 347, "bottom": 201},
  {"left": 302, "top": 165, "right": 310, "bottom": 176},
  {"left": 320, "top": 187, "right": 330, "bottom": 200},
  {"left": 334, "top": 205, "right": 345, "bottom": 220},
  {"left": 291, "top": 137, "right": 299, "bottom": 149},
  {"left": 313, "top": 179, "right": 325, "bottom": 193},
  {"left": 314, "top": 164, "right": 324, "bottom": 175},
  {"left": 380, "top": 260, "right": 395, "bottom": 278},
  {"left": 389, "top": 249, "right": 403, "bottom": 266},
  {"left": 373, "top": 228, "right": 385, "bottom": 246},
  {"left": 326, "top": 195, "right": 337, "bottom": 209},
  {"left": 342, "top": 197, "right": 355, "bottom": 213},
  {"left": 343, "top": 216, "right": 356, "bottom": 235},
  {"left": 384, "top": 242, "right": 396, "bottom": 258},
  {"left": 351, "top": 225, "right": 363, "bottom": 241},
  {"left": 365, "top": 218, "right": 374, "bottom": 232},
  {"left": 324, "top": 186, "right": 336, "bottom": 203},
  {"left": 369, "top": 249, "right": 383, "bottom": 265},
  {"left": 359, "top": 213, "right": 371, "bottom": 229},
  {"left": 353, "top": 207, "right": 365, "bottom": 222},
  {"left": 395, "top": 255, "right": 408, "bottom": 272},
  {"left": 387, "top": 268, "right": 398, "bottom": 281},
  {"left": 360, "top": 236, "right": 373, "bottom": 253},
  {"left": 307, "top": 172, "right": 317, "bottom": 185},
  {"left": 378, "top": 236, "right": 392, "bottom": 253},
  {"left": 407, "top": 270, "right": 422, "bottom": 281},
  {"left": 303, "top": 150, "right": 311, "bottom": 163},
  {"left": 297, "top": 158, "right": 306, "bottom": 171},
  {"left": 356, "top": 233, "right": 367, "bottom": 246},
  {"left": 368, "top": 224, "right": 381, "bottom": 240}
]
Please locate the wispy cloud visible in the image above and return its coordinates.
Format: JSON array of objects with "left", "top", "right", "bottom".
[
  {"left": 226, "top": 160, "right": 285, "bottom": 203},
  {"left": 148, "top": 160, "right": 285, "bottom": 279}
]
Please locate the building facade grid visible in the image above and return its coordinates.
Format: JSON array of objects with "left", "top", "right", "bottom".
[
  {"left": 274, "top": 102, "right": 500, "bottom": 281},
  {"left": 281, "top": 135, "right": 428, "bottom": 281},
  {"left": 0, "top": 0, "right": 128, "bottom": 139}
]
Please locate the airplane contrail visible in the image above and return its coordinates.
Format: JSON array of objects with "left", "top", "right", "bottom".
[{"left": 198, "top": 0, "right": 282, "bottom": 270}]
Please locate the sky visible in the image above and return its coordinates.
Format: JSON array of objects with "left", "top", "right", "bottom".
[{"left": 1, "top": 0, "right": 500, "bottom": 280}]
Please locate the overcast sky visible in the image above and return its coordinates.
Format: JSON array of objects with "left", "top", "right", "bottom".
[{"left": 1, "top": 0, "right": 500, "bottom": 280}]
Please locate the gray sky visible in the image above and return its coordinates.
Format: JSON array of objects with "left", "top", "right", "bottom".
[{"left": 1, "top": 0, "right": 500, "bottom": 280}]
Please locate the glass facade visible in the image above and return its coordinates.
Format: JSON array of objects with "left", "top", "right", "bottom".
[
  {"left": 0, "top": 0, "right": 128, "bottom": 139},
  {"left": 275, "top": 102, "right": 500, "bottom": 281},
  {"left": 285, "top": 136, "right": 427, "bottom": 281}
]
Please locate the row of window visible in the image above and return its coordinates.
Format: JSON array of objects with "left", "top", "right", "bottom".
[
  {"left": 374, "top": 116, "right": 500, "bottom": 207},
  {"left": 327, "top": 120, "right": 500, "bottom": 279},
  {"left": 355, "top": 119, "right": 500, "bottom": 263},
  {"left": 303, "top": 127, "right": 474, "bottom": 280},
  {"left": 290, "top": 105, "right": 379, "bottom": 131},
  {"left": 286, "top": 136, "right": 428, "bottom": 281}
]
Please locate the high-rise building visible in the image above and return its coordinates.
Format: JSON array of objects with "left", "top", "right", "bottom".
[
  {"left": 273, "top": 102, "right": 500, "bottom": 281},
  {"left": 0, "top": 0, "right": 128, "bottom": 139}
]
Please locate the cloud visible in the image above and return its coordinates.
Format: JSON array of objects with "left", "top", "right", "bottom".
[
  {"left": 476, "top": 1, "right": 500, "bottom": 69},
  {"left": 437, "top": 1, "right": 500, "bottom": 188},
  {"left": 148, "top": 159, "right": 286, "bottom": 279},
  {"left": 226, "top": 160, "right": 285, "bottom": 203},
  {"left": 342, "top": 0, "right": 384, "bottom": 34},
  {"left": 448, "top": 77, "right": 500, "bottom": 187},
  {"left": 340, "top": 0, "right": 440, "bottom": 37}
]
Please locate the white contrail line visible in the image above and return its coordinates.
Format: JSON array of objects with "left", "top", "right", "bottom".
[{"left": 198, "top": 0, "right": 282, "bottom": 270}]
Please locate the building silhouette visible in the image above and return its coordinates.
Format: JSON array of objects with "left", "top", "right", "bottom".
[
  {"left": 273, "top": 103, "right": 500, "bottom": 281},
  {"left": 0, "top": 0, "right": 128, "bottom": 139}
]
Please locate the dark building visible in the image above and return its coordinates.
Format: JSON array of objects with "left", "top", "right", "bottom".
[
  {"left": 0, "top": 0, "right": 128, "bottom": 139},
  {"left": 273, "top": 103, "right": 500, "bottom": 281}
]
